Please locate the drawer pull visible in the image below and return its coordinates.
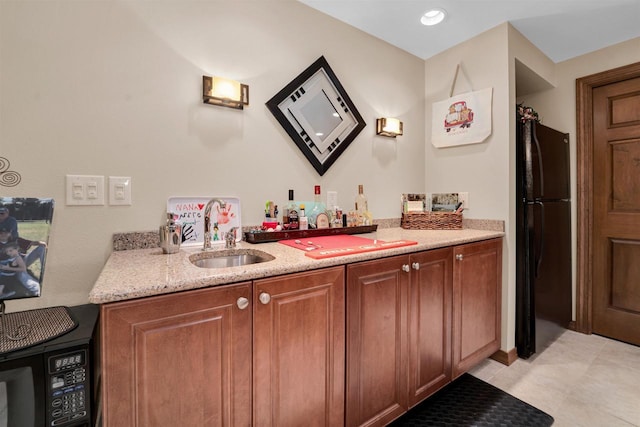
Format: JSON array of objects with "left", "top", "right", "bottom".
[
  {"left": 236, "top": 297, "right": 249, "bottom": 310},
  {"left": 259, "top": 292, "right": 271, "bottom": 305},
  {"left": 412, "top": 262, "right": 420, "bottom": 270},
  {"left": 402, "top": 264, "right": 410, "bottom": 273},
  {"left": 456, "top": 254, "right": 464, "bottom": 261}
]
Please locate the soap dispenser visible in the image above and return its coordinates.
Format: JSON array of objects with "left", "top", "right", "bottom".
[{"left": 159, "top": 212, "right": 182, "bottom": 254}]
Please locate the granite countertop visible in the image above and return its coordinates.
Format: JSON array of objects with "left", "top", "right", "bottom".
[{"left": 89, "top": 227, "right": 504, "bottom": 304}]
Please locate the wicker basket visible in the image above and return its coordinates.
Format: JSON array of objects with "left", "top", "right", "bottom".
[{"left": 401, "top": 212, "right": 462, "bottom": 230}]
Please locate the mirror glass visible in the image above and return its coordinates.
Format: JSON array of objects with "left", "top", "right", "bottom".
[{"left": 300, "top": 92, "right": 342, "bottom": 142}]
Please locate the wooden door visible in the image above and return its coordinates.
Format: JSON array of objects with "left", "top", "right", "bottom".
[
  {"left": 408, "top": 247, "right": 452, "bottom": 407},
  {"left": 346, "top": 255, "right": 409, "bottom": 427},
  {"left": 452, "top": 239, "right": 502, "bottom": 378},
  {"left": 592, "top": 76, "right": 640, "bottom": 345},
  {"left": 101, "top": 284, "right": 252, "bottom": 427},
  {"left": 253, "top": 267, "right": 345, "bottom": 427}
]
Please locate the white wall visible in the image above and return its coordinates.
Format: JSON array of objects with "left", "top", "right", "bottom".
[
  {"left": 425, "top": 24, "right": 514, "bottom": 350},
  {"left": 425, "top": 25, "right": 511, "bottom": 221},
  {"left": 0, "top": 0, "right": 425, "bottom": 311}
]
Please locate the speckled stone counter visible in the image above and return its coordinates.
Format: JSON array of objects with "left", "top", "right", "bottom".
[{"left": 90, "top": 226, "right": 504, "bottom": 304}]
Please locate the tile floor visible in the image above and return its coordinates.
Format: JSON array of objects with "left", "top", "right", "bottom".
[{"left": 469, "top": 327, "right": 640, "bottom": 427}]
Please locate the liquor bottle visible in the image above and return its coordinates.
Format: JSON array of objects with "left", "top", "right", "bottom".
[
  {"left": 308, "top": 185, "right": 326, "bottom": 228},
  {"left": 282, "top": 190, "right": 292, "bottom": 227},
  {"left": 355, "top": 184, "right": 371, "bottom": 225},
  {"left": 286, "top": 190, "right": 299, "bottom": 230},
  {"left": 299, "top": 204, "right": 308, "bottom": 230}
]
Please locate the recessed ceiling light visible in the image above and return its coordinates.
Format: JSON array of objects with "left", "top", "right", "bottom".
[{"left": 421, "top": 8, "right": 446, "bottom": 26}]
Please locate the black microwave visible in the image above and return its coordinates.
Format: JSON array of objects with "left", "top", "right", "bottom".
[{"left": 0, "top": 304, "right": 99, "bottom": 427}]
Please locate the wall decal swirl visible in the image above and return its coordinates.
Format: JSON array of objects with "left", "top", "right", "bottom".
[{"left": 0, "top": 157, "right": 22, "bottom": 187}]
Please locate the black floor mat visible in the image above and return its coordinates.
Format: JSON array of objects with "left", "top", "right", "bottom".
[{"left": 390, "top": 373, "right": 554, "bottom": 426}]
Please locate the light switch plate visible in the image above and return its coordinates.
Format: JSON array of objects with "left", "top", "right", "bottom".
[
  {"left": 66, "top": 175, "right": 105, "bottom": 205},
  {"left": 109, "top": 176, "right": 132, "bottom": 205}
]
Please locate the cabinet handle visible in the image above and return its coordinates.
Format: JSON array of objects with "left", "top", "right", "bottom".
[
  {"left": 402, "top": 264, "right": 410, "bottom": 273},
  {"left": 259, "top": 292, "right": 271, "bottom": 305},
  {"left": 412, "top": 262, "right": 420, "bottom": 270},
  {"left": 236, "top": 297, "right": 249, "bottom": 310},
  {"left": 456, "top": 254, "right": 464, "bottom": 261}
]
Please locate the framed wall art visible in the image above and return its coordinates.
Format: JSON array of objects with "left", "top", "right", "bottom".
[
  {"left": 431, "top": 87, "right": 493, "bottom": 148},
  {"left": 266, "top": 56, "right": 366, "bottom": 176}
]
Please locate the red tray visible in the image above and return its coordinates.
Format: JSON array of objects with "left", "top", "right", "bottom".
[{"left": 279, "top": 235, "right": 417, "bottom": 259}]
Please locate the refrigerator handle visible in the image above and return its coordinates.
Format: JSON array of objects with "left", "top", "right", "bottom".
[
  {"left": 534, "top": 200, "right": 545, "bottom": 278},
  {"left": 532, "top": 122, "right": 544, "bottom": 198}
]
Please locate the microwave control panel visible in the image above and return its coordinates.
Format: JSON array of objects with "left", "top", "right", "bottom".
[{"left": 46, "top": 347, "right": 90, "bottom": 427}]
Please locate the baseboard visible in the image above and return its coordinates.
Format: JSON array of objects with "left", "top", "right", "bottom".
[
  {"left": 490, "top": 348, "right": 518, "bottom": 366},
  {"left": 568, "top": 320, "right": 576, "bottom": 331}
]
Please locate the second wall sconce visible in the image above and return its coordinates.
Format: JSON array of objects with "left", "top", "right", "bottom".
[
  {"left": 376, "top": 117, "right": 403, "bottom": 138},
  {"left": 202, "top": 75, "right": 249, "bottom": 110}
]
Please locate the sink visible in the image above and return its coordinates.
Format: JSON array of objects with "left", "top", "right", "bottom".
[{"left": 189, "top": 249, "right": 275, "bottom": 269}]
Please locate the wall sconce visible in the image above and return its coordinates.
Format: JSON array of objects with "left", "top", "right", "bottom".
[
  {"left": 202, "top": 75, "right": 249, "bottom": 110},
  {"left": 376, "top": 117, "right": 403, "bottom": 138}
]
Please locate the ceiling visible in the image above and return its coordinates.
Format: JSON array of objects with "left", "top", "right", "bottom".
[{"left": 298, "top": 0, "right": 640, "bottom": 63}]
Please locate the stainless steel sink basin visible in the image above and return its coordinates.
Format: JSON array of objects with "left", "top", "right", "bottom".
[{"left": 189, "top": 249, "right": 275, "bottom": 269}]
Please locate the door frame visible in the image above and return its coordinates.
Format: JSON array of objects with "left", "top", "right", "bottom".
[{"left": 575, "top": 61, "right": 640, "bottom": 334}]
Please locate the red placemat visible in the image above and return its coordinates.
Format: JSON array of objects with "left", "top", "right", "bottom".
[
  {"left": 279, "top": 235, "right": 417, "bottom": 259},
  {"left": 279, "top": 235, "right": 374, "bottom": 250}
]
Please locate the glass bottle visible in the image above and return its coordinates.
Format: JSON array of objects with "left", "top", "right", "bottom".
[
  {"left": 282, "top": 190, "right": 292, "bottom": 227},
  {"left": 286, "top": 190, "right": 299, "bottom": 230},
  {"left": 308, "top": 185, "right": 326, "bottom": 228},
  {"left": 355, "top": 184, "right": 371, "bottom": 225},
  {"left": 299, "top": 204, "right": 308, "bottom": 230}
]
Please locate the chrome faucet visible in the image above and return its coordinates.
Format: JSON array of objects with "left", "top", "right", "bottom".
[
  {"left": 203, "top": 198, "right": 227, "bottom": 250},
  {"left": 225, "top": 227, "right": 239, "bottom": 249}
]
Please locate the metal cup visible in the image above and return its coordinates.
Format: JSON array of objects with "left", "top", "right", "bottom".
[{"left": 159, "top": 223, "right": 182, "bottom": 254}]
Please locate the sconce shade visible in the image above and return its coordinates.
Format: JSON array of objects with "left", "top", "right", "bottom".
[
  {"left": 203, "top": 75, "right": 249, "bottom": 109},
  {"left": 376, "top": 117, "right": 403, "bottom": 137}
]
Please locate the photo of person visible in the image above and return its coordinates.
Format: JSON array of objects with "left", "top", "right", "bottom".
[
  {"left": 0, "top": 206, "right": 18, "bottom": 240},
  {"left": 0, "top": 240, "right": 38, "bottom": 298},
  {"left": 0, "top": 197, "right": 54, "bottom": 301}
]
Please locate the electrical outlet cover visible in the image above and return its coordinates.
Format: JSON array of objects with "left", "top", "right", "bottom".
[{"left": 458, "top": 192, "right": 469, "bottom": 209}]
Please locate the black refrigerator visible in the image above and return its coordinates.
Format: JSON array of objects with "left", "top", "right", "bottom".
[{"left": 516, "top": 114, "right": 572, "bottom": 359}]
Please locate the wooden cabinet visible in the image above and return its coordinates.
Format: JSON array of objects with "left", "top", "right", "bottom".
[
  {"left": 452, "top": 238, "right": 502, "bottom": 378},
  {"left": 100, "top": 238, "right": 500, "bottom": 427},
  {"left": 346, "top": 239, "right": 501, "bottom": 427},
  {"left": 101, "top": 283, "right": 252, "bottom": 427},
  {"left": 253, "top": 266, "right": 345, "bottom": 427},
  {"left": 101, "top": 267, "right": 345, "bottom": 427},
  {"left": 346, "top": 255, "right": 410, "bottom": 427},
  {"left": 345, "top": 248, "right": 453, "bottom": 427},
  {"left": 408, "top": 247, "right": 453, "bottom": 407}
]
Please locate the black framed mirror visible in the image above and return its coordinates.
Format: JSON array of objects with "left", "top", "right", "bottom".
[{"left": 266, "top": 56, "right": 366, "bottom": 176}]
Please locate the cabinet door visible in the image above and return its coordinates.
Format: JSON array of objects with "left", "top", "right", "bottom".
[
  {"left": 253, "top": 266, "right": 345, "bottom": 427},
  {"left": 408, "top": 247, "right": 453, "bottom": 407},
  {"left": 452, "top": 238, "right": 502, "bottom": 378},
  {"left": 346, "top": 256, "right": 409, "bottom": 427},
  {"left": 101, "top": 284, "right": 252, "bottom": 427}
]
